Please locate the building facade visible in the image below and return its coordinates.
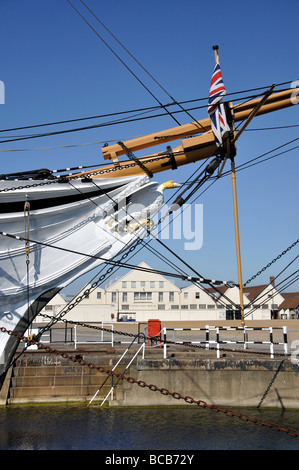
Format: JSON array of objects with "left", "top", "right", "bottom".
[{"left": 36, "top": 263, "right": 299, "bottom": 323}]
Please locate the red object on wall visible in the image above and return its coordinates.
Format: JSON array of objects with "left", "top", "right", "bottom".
[{"left": 148, "top": 319, "right": 161, "bottom": 346}]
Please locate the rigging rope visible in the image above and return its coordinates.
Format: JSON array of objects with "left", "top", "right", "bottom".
[
  {"left": 0, "top": 81, "right": 294, "bottom": 136},
  {"left": 0, "top": 230, "right": 232, "bottom": 287},
  {"left": 66, "top": 0, "right": 182, "bottom": 127}
]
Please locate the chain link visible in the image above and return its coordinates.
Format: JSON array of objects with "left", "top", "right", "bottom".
[
  {"left": 1, "top": 325, "right": 298, "bottom": 438},
  {"left": 244, "top": 238, "right": 299, "bottom": 286},
  {"left": 257, "top": 359, "right": 286, "bottom": 409},
  {"left": 0, "top": 155, "right": 170, "bottom": 193}
]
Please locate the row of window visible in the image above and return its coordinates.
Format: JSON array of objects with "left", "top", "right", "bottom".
[
  {"left": 111, "top": 292, "right": 178, "bottom": 302},
  {"left": 120, "top": 304, "right": 217, "bottom": 310},
  {"left": 119, "top": 304, "right": 275, "bottom": 311},
  {"left": 94, "top": 290, "right": 201, "bottom": 301},
  {"left": 121, "top": 281, "right": 165, "bottom": 288}
]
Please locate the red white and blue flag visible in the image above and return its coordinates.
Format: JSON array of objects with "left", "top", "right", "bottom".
[{"left": 208, "top": 59, "right": 230, "bottom": 146}]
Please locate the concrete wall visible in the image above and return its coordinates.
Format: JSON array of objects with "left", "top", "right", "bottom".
[{"left": 116, "top": 357, "right": 299, "bottom": 409}]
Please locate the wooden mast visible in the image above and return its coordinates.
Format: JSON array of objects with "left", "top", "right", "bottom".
[{"left": 212, "top": 45, "right": 246, "bottom": 326}]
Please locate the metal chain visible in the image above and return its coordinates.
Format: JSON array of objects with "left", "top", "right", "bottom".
[
  {"left": 1, "top": 326, "right": 298, "bottom": 438},
  {"left": 244, "top": 238, "right": 299, "bottom": 286},
  {"left": 257, "top": 359, "right": 286, "bottom": 409},
  {"left": 35, "top": 210, "right": 171, "bottom": 336},
  {"left": 0, "top": 155, "right": 170, "bottom": 193}
]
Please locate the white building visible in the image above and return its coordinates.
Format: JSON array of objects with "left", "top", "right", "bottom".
[
  {"left": 36, "top": 264, "right": 297, "bottom": 323},
  {"left": 278, "top": 293, "right": 299, "bottom": 319}
]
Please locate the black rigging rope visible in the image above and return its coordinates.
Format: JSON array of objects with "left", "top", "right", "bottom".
[{"left": 66, "top": 0, "right": 182, "bottom": 127}]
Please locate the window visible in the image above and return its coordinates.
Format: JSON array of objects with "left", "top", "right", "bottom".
[
  {"left": 122, "top": 304, "right": 129, "bottom": 310},
  {"left": 158, "top": 304, "right": 165, "bottom": 310},
  {"left": 140, "top": 281, "right": 145, "bottom": 288},
  {"left": 150, "top": 281, "right": 155, "bottom": 288},
  {"left": 134, "top": 292, "right": 152, "bottom": 301},
  {"left": 131, "top": 281, "right": 136, "bottom": 288},
  {"left": 45, "top": 305, "right": 52, "bottom": 311},
  {"left": 181, "top": 305, "right": 188, "bottom": 309},
  {"left": 158, "top": 292, "right": 163, "bottom": 302},
  {"left": 111, "top": 292, "right": 116, "bottom": 303},
  {"left": 171, "top": 305, "right": 179, "bottom": 309},
  {"left": 198, "top": 304, "right": 206, "bottom": 309},
  {"left": 97, "top": 292, "right": 101, "bottom": 300},
  {"left": 159, "top": 281, "right": 164, "bottom": 288},
  {"left": 207, "top": 304, "right": 215, "bottom": 309},
  {"left": 122, "top": 292, "right": 127, "bottom": 302},
  {"left": 262, "top": 304, "right": 269, "bottom": 309},
  {"left": 169, "top": 292, "right": 174, "bottom": 302},
  {"left": 190, "top": 304, "right": 197, "bottom": 309},
  {"left": 195, "top": 292, "right": 200, "bottom": 299},
  {"left": 184, "top": 292, "right": 188, "bottom": 299},
  {"left": 122, "top": 281, "right": 127, "bottom": 288}
]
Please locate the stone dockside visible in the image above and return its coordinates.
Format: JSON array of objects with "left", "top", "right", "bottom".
[{"left": 1, "top": 343, "right": 299, "bottom": 410}]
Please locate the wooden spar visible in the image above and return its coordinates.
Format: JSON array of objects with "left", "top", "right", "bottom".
[
  {"left": 72, "top": 130, "right": 219, "bottom": 179},
  {"left": 232, "top": 83, "right": 276, "bottom": 143},
  {"left": 101, "top": 88, "right": 295, "bottom": 161},
  {"left": 70, "top": 85, "right": 295, "bottom": 180}
]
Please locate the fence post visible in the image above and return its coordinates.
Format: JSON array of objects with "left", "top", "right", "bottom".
[
  {"left": 283, "top": 326, "right": 288, "bottom": 354},
  {"left": 216, "top": 327, "right": 220, "bottom": 359},
  {"left": 269, "top": 327, "right": 274, "bottom": 358},
  {"left": 243, "top": 326, "right": 248, "bottom": 350},
  {"left": 74, "top": 325, "right": 77, "bottom": 350},
  {"left": 205, "top": 325, "right": 209, "bottom": 350},
  {"left": 163, "top": 327, "right": 167, "bottom": 359}
]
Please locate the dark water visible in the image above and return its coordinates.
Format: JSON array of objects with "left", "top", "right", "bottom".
[{"left": 0, "top": 405, "right": 298, "bottom": 451}]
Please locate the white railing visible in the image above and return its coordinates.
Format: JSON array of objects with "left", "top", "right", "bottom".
[
  {"left": 74, "top": 323, "right": 114, "bottom": 349},
  {"left": 163, "top": 325, "right": 288, "bottom": 359}
]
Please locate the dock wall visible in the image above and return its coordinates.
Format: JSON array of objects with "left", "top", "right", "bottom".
[
  {"left": 2, "top": 348, "right": 299, "bottom": 410},
  {"left": 114, "top": 357, "right": 299, "bottom": 409}
]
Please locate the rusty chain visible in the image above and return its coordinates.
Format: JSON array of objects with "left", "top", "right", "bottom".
[{"left": 1, "top": 325, "right": 298, "bottom": 438}]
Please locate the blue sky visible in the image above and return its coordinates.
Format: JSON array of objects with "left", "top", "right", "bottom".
[{"left": 1, "top": 0, "right": 298, "bottom": 294}]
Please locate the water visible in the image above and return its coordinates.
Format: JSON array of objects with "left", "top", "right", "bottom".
[{"left": 0, "top": 405, "right": 299, "bottom": 451}]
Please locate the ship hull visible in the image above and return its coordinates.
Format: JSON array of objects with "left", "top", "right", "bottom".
[{"left": 0, "top": 174, "right": 165, "bottom": 383}]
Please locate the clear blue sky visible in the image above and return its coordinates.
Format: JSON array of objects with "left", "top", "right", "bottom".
[{"left": 1, "top": 0, "right": 298, "bottom": 294}]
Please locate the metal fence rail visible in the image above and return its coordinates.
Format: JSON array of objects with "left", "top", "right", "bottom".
[
  {"left": 74, "top": 323, "right": 114, "bottom": 348},
  {"left": 163, "top": 325, "right": 288, "bottom": 359},
  {"left": 35, "top": 322, "right": 289, "bottom": 359}
]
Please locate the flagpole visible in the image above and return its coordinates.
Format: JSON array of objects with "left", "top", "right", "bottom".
[
  {"left": 212, "top": 45, "right": 245, "bottom": 327},
  {"left": 213, "top": 44, "right": 219, "bottom": 62},
  {"left": 230, "top": 157, "right": 245, "bottom": 327}
]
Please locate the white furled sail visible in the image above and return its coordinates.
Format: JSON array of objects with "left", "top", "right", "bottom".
[{"left": 0, "top": 173, "right": 170, "bottom": 380}]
